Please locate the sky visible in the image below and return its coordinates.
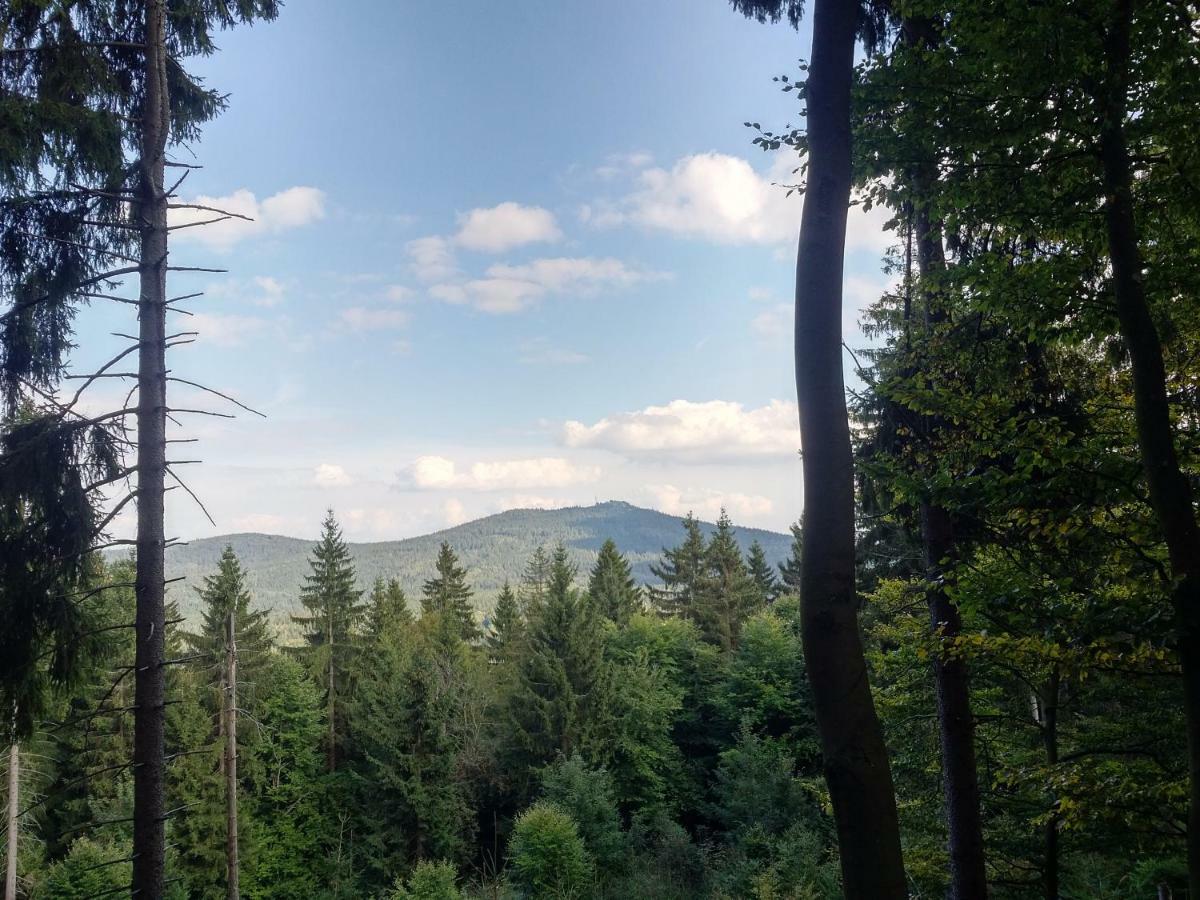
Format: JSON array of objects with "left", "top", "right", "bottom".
[{"left": 73, "top": 0, "right": 897, "bottom": 543}]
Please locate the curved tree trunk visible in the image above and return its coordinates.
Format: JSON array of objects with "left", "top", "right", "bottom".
[
  {"left": 1094, "top": 2, "right": 1200, "bottom": 895},
  {"left": 794, "top": 0, "right": 906, "bottom": 895},
  {"left": 132, "top": 0, "right": 170, "bottom": 894}
]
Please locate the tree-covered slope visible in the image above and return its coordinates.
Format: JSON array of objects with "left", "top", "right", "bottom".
[{"left": 162, "top": 501, "right": 793, "bottom": 630}]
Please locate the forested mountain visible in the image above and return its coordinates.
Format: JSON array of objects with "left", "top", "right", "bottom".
[{"left": 160, "top": 502, "right": 792, "bottom": 625}]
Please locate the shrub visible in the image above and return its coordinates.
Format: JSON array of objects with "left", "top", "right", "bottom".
[
  {"left": 391, "top": 859, "right": 462, "bottom": 900},
  {"left": 508, "top": 802, "right": 593, "bottom": 899}
]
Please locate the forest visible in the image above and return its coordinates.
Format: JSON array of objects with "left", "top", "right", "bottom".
[{"left": 1, "top": 0, "right": 1198, "bottom": 898}]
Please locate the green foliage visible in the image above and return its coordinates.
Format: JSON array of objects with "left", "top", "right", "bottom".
[
  {"left": 538, "top": 754, "right": 627, "bottom": 873},
  {"left": 487, "top": 580, "right": 524, "bottom": 662},
  {"left": 508, "top": 802, "right": 594, "bottom": 899},
  {"left": 587, "top": 539, "right": 642, "bottom": 623},
  {"left": 390, "top": 860, "right": 463, "bottom": 900},
  {"left": 422, "top": 541, "right": 479, "bottom": 642}
]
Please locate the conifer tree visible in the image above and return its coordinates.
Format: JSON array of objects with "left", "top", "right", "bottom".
[
  {"left": 702, "top": 512, "right": 763, "bottom": 652},
  {"left": 184, "top": 546, "right": 271, "bottom": 670},
  {"left": 778, "top": 524, "right": 802, "bottom": 593},
  {"left": 588, "top": 539, "right": 642, "bottom": 624},
  {"left": 367, "top": 576, "right": 413, "bottom": 640},
  {"left": 519, "top": 545, "right": 552, "bottom": 614},
  {"left": 487, "top": 581, "right": 524, "bottom": 663},
  {"left": 421, "top": 542, "right": 478, "bottom": 642},
  {"left": 511, "top": 546, "right": 609, "bottom": 769},
  {"left": 292, "top": 510, "right": 365, "bottom": 772},
  {"left": 649, "top": 514, "right": 708, "bottom": 620},
  {"left": 746, "top": 541, "right": 781, "bottom": 605}
]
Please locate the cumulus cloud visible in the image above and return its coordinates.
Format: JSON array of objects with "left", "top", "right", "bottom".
[
  {"left": 590, "top": 151, "right": 894, "bottom": 252},
  {"left": 455, "top": 202, "right": 561, "bottom": 253},
  {"left": 432, "top": 257, "right": 662, "bottom": 314},
  {"left": 170, "top": 186, "right": 325, "bottom": 250},
  {"left": 443, "top": 498, "right": 468, "bottom": 526},
  {"left": 313, "top": 463, "right": 352, "bottom": 487},
  {"left": 406, "top": 236, "right": 459, "bottom": 282},
  {"left": 400, "top": 455, "right": 601, "bottom": 491},
  {"left": 645, "top": 484, "right": 774, "bottom": 521},
  {"left": 340, "top": 307, "right": 409, "bottom": 330},
  {"left": 563, "top": 399, "right": 798, "bottom": 461}
]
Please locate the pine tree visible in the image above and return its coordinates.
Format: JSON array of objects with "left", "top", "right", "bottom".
[
  {"left": 487, "top": 581, "right": 524, "bottom": 663},
  {"left": 778, "top": 523, "right": 802, "bottom": 593},
  {"left": 511, "top": 546, "right": 609, "bottom": 769},
  {"left": 292, "top": 510, "right": 365, "bottom": 772},
  {"left": 588, "top": 539, "right": 642, "bottom": 624},
  {"left": 649, "top": 514, "right": 708, "bottom": 620},
  {"left": 366, "top": 576, "right": 413, "bottom": 640},
  {"left": 421, "top": 542, "right": 478, "bottom": 642},
  {"left": 746, "top": 541, "right": 781, "bottom": 605},
  {"left": 184, "top": 546, "right": 272, "bottom": 673}
]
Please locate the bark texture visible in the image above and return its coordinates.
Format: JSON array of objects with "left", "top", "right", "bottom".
[
  {"left": 225, "top": 609, "right": 239, "bottom": 900},
  {"left": 5, "top": 742, "right": 16, "bottom": 900},
  {"left": 1095, "top": 2, "right": 1200, "bottom": 895},
  {"left": 132, "top": 0, "right": 170, "bottom": 893},
  {"left": 794, "top": 0, "right": 906, "bottom": 895}
]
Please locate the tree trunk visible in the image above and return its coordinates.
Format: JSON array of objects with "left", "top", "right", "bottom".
[
  {"left": 1039, "top": 670, "right": 1060, "bottom": 900},
  {"left": 225, "top": 609, "right": 239, "bottom": 900},
  {"left": 794, "top": 0, "right": 906, "bottom": 895},
  {"left": 903, "top": 39, "right": 988, "bottom": 885},
  {"left": 1094, "top": 3, "right": 1200, "bottom": 895},
  {"left": 132, "top": 0, "right": 170, "bottom": 894},
  {"left": 328, "top": 604, "right": 337, "bottom": 773},
  {"left": 5, "top": 741, "right": 16, "bottom": 900}
]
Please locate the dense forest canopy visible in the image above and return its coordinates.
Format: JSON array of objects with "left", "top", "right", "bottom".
[{"left": 2, "top": 0, "right": 1198, "bottom": 898}]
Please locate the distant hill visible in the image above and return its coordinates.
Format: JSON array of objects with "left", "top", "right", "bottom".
[{"left": 162, "top": 501, "right": 794, "bottom": 633}]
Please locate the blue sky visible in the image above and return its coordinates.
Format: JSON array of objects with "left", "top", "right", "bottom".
[{"left": 75, "top": 0, "right": 895, "bottom": 541}]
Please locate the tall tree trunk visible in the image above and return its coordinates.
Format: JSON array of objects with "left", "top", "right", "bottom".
[
  {"left": 132, "top": 0, "right": 170, "bottom": 894},
  {"left": 794, "top": 0, "right": 906, "bottom": 895},
  {"left": 1094, "top": 2, "right": 1200, "bottom": 895},
  {"left": 225, "top": 609, "right": 239, "bottom": 900},
  {"left": 328, "top": 605, "right": 337, "bottom": 772},
  {"left": 904, "top": 46, "right": 988, "bottom": 885},
  {"left": 1039, "top": 670, "right": 1061, "bottom": 900},
  {"left": 4, "top": 741, "right": 16, "bottom": 900}
]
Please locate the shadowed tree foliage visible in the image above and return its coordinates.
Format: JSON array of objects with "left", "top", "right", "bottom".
[
  {"left": 422, "top": 541, "right": 478, "bottom": 643},
  {"left": 588, "top": 538, "right": 642, "bottom": 624}
]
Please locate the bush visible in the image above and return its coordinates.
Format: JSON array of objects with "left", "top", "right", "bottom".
[
  {"left": 391, "top": 859, "right": 462, "bottom": 900},
  {"left": 539, "top": 754, "right": 627, "bottom": 873},
  {"left": 508, "top": 802, "right": 593, "bottom": 899}
]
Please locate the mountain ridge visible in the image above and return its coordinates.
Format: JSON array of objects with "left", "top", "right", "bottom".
[{"left": 160, "top": 501, "right": 794, "bottom": 632}]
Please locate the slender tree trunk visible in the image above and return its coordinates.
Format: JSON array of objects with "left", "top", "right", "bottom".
[
  {"left": 1039, "top": 670, "right": 1060, "bottom": 900},
  {"left": 794, "top": 0, "right": 906, "bottom": 895},
  {"left": 328, "top": 604, "right": 337, "bottom": 772},
  {"left": 1094, "top": 3, "right": 1200, "bottom": 895},
  {"left": 225, "top": 608, "right": 239, "bottom": 900},
  {"left": 5, "top": 741, "right": 16, "bottom": 900},
  {"left": 903, "top": 46, "right": 988, "bottom": 885},
  {"left": 132, "top": 0, "right": 170, "bottom": 894}
]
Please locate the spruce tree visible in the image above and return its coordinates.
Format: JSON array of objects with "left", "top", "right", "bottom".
[
  {"left": 511, "top": 546, "right": 609, "bottom": 769},
  {"left": 587, "top": 539, "right": 642, "bottom": 624},
  {"left": 649, "top": 514, "right": 707, "bottom": 620},
  {"left": 702, "top": 512, "right": 762, "bottom": 652},
  {"left": 487, "top": 581, "right": 524, "bottom": 663},
  {"left": 421, "top": 542, "right": 478, "bottom": 642},
  {"left": 778, "top": 523, "right": 803, "bottom": 593},
  {"left": 519, "top": 545, "right": 552, "bottom": 614},
  {"left": 746, "top": 540, "right": 781, "bottom": 605},
  {"left": 366, "top": 576, "right": 412, "bottom": 640},
  {"left": 292, "top": 510, "right": 365, "bottom": 772},
  {"left": 184, "top": 546, "right": 271, "bottom": 670}
]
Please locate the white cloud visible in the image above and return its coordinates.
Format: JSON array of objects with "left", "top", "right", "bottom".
[
  {"left": 191, "top": 312, "right": 269, "bottom": 347},
  {"left": 401, "top": 455, "right": 601, "bottom": 491},
  {"left": 645, "top": 484, "right": 774, "bottom": 521},
  {"left": 592, "top": 151, "right": 894, "bottom": 252},
  {"left": 455, "top": 202, "right": 561, "bottom": 253},
  {"left": 751, "top": 303, "right": 791, "bottom": 340},
  {"left": 251, "top": 276, "right": 285, "bottom": 307},
  {"left": 313, "top": 463, "right": 352, "bottom": 487},
  {"left": 231, "top": 512, "right": 293, "bottom": 532},
  {"left": 170, "top": 186, "right": 325, "bottom": 250},
  {"left": 385, "top": 285, "right": 413, "bottom": 302},
  {"left": 519, "top": 338, "right": 589, "bottom": 366},
  {"left": 443, "top": 498, "right": 468, "bottom": 526},
  {"left": 434, "top": 257, "right": 662, "bottom": 314},
  {"left": 563, "top": 399, "right": 798, "bottom": 461},
  {"left": 340, "top": 306, "right": 409, "bottom": 331},
  {"left": 499, "top": 494, "right": 569, "bottom": 510},
  {"left": 406, "top": 236, "right": 459, "bottom": 282}
]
